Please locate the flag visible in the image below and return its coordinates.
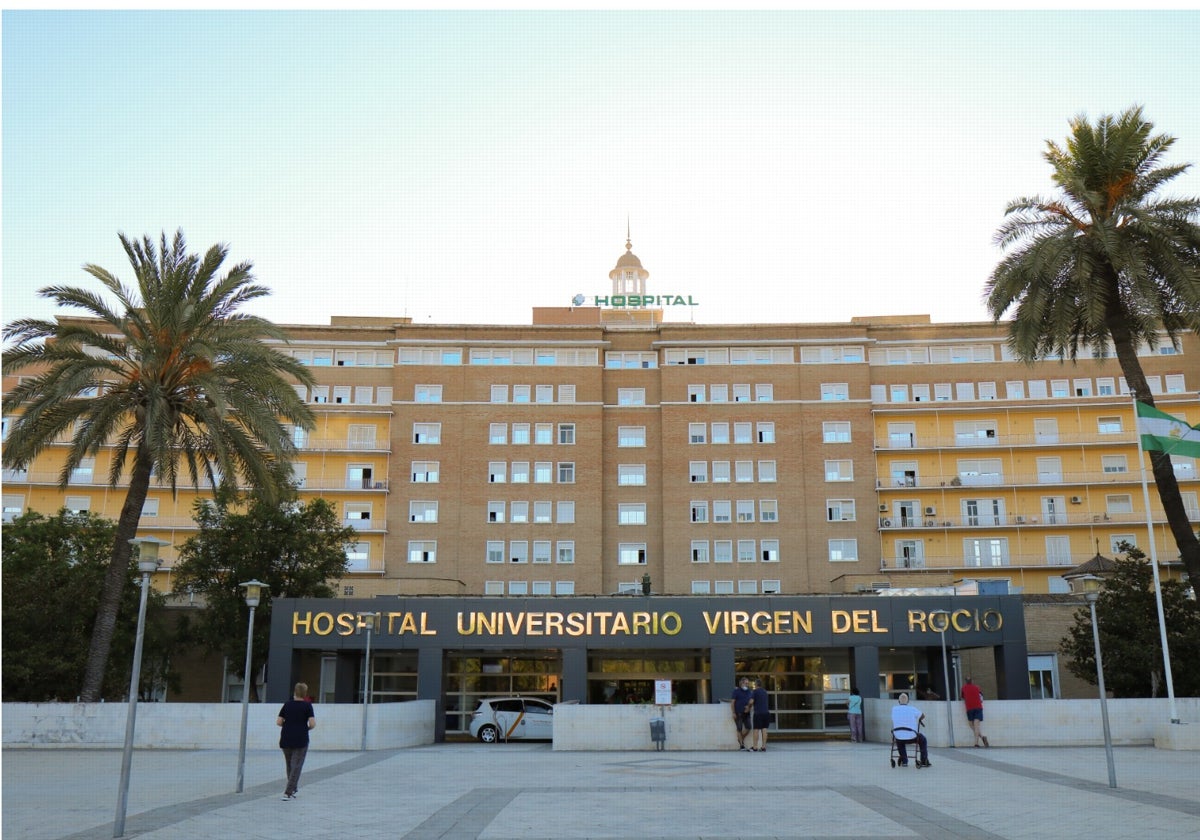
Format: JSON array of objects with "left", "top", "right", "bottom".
[{"left": 1135, "top": 401, "right": 1200, "bottom": 458}]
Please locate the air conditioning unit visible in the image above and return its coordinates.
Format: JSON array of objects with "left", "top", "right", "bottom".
[
  {"left": 880, "top": 518, "right": 892, "bottom": 528},
  {"left": 1070, "top": 496, "right": 1082, "bottom": 504},
  {"left": 924, "top": 506, "right": 936, "bottom": 516},
  {"left": 879, "top": 504, "right": 889, "bottom": 513},
  {"left": 1015, "top": 515, "right": 1026, "bottom": 524},
  {"left": 925, "top": 519, "right": 936, "bottom": 527}
]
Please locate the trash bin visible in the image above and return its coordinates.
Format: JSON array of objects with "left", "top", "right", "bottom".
[{"left": 649, "top": 717, "right": 666, "bottom": 751}]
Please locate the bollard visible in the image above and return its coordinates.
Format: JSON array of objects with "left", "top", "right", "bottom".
[{"left": 649, "top": 717, "right": 666, "bottom": 751}]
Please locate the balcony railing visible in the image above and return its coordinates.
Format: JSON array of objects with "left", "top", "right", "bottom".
[
  {"left": 877, "top": 510, "right": 1179, "bottom": 529},
  {"left": 342, "top": 518, "right": 387, "bottom": 531},
  {"left": 875, "top": 431, "right": 1138, "bottom": 450},
  {"left": 878, "top": 468, "right": 1195, "bottom": 490},
  {"left": 879, "top": 552, "right": 1079, "bottom": 570}
]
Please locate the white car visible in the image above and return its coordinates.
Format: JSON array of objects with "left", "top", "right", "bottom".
[{"left": 469, "top": 697, "right": 555, "bottom": 743}]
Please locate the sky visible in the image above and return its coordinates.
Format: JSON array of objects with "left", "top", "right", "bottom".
[{"left": 4, "top": 9, "right": 1200, "bottom": 329}]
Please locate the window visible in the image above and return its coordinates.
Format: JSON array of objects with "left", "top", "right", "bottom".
[
  {"left": 827, "top": 499, "right": 856, "bottom": 522},
  {"left": 761, "top": 540, "right": 779, "bottom": 563},
  {"left": 619, "top": 426, "right": 646, "bottom": 447},
  {"left": 558, "top": 424, "right": 575, "bottom": 445},
  {"left": 690, "top": 501, "right": 709, "bottom": 523},
  {"left": 689, "top": 423, "right": 707, "bottom": 444},
  {"left": 711, "top": 422, "right": 730, "bottom": 444},
  {"left": 737, "top": 540, "right": 756, "bottom": 562},
  {"left": 757, "top": 422, "right": 775, "bottom": 444},
  {"left": 955, "top": 420, "right": 998, "bottom": 446},
  {"left": 534, "top": 462, "right": 552, "bottom": 483},
  {"left": 736, "top": 500, "right": 755, "bottom": 522},
  {"left": 534, "top": 423, "right": 553, "bottom": 445},
  {"left": 1028, "top": 654, "right": 1058, "bottom": 699},
  {"left": 140, "top": 498, "right": 159, "bottom": 518},
  {"left": 310, "top": 385, "right": 329, "bottom": 404},
  {"left": 408, "top": 544, "right": 436, "bottom": 564},
  {"left": 511, "top": 461, "right": 529, "bottom": 483},
  {"left": 1051, "top": 379, "right": 1069, "bottom": 398},
  {"left": 1034, "top": 418, "right": 1059, "bottom": 444},
  {"left": 710, "top": 384, "right": 728, "bottom": 403},
  {"left": 488, "top": 462, "right": 506, "bottom": 483},
  {"left": 70, "top": 458, "right": 95, "bottom": 484},
  {"left": 912, "top": 384, "right": 931, "bottom": 403},
  {"left": 734, "top": 423, "right": 752, "bottom": 444},
  {"left": 1098, "top": 416, "right": 1123, "bottom": 434},
  {"left": 346, "top": 542, "right": 370, "bottom": 571},
  {"left": 712, "top": 461, "right": 731, "bottom": 483},
  {"left": 533, "top": 541, "right": 552, "bottom": 564},
  {"left": 759, "top": 500, "right": 778, "bottom": 522},
  {"left": 557, "top": 501, "right": 575, "bottom": 523},
  {"left": 821, "top": 383, "right": 849, "bottom": 401},
  {"left": 555, "top": 580, "right": 575, "bottom": 595},
  {"left": 346, "top": 425, "right": 377, "bottom": 450},
  {"left": 957, "top": 458, "right": 1003, "bottom": 486},
  {"left": 333, "top": 386, "right": 351, "bottom": 404},
  {"left": 510, "top": 502, "right": 528, "bottom": 523},
  {"left": 890, "top": 385, "right": 908, "bottom": 403},
  {"left": 607, "top": 351, "right": 657, "bottom": 368},
  {"left": 963, "top": 537, "right": 1009, "bottom": 567},
  {"left": 510, "top": 423, "right": 530, "bottom": 445},
  {"left": 619, "top": 503, "right": 647, "bottom": 525},
  {"left": 1106, "top": 494, "right": 1133, "bottom": 515},
  {"left": 733, "top": 384, "right": 751, "bottom": 402},
  {"left": 714, "top": 541, "right": 733, "bottom": 563},
  {"left": 1028, "top": 380, "right": 1048, "bottom": 399},
  {"left": 513, "top": 385, "right": 531, "bottom": 403},
  {"left": 762, "top": 579, "right": 781, "bottom": 593},
  {"left": 934, "top": 383, "right": 952, "bottom": 401},
  {"left": 618, "top": 388, "right": 646, "bottom": 406},
  {"left": 487, "top": 502, "right": 506, "bottom": 523},
  {"left": 1005, "top": 381, "right": 1025, "bottom": 400},
  {"left": 955, "top": 382, "right": 976, "bottom": 401},
  {"left": 688, "top": 384, "right": 705, "bottom": 403},
  {"left": 536, "top": 384, "right": 554, "bottom": 403},
  {"left": 1045, "top": 535, "right": 1071, "bottom": 566},
  {"left": 962, "top": 497, "right": 1004, "bottom": 526},
  {"left": 713, "top": 500, "right": 732, "bottom": 523},
  {"left": 755, "top": 384, "right": 773, "bottom": 402},
  {"left": 489, "top": 423, "right": 508, "bottom": 445},
  {"left": 825, "top": 460, "right": 853, "bottom": 481},
  {"left": 714, "top": 580, "right": 735, "bottom": 594},
  {"left": 692, "top": 581, "right": 712, "bottom": 594},
  {"left": 559, "top": 385, "right": 576, "bottom": 403},
  {"left": 888, "top": 422, "right": 916, "bottom": 448},
  {"left": 829, "top": 539, "right": 858, "bottom": 562},
  {"left": 509, "top": 542, "right": 529, "bottom": 564},
  {"left": 1102, "top": 455, "right": 1128, "bottom": 474},
  {"left": 531, "top": 580, "right": 552, "bottom": 595},
  {"left": 619, "top": 544, "right": 647, "bottom": 565},
  {"left": 691, "top": 541, "right": 710, "bottom": 563},
  {"left": 978, "top": 382, "right": 997, "bottom": 400},
  {"left": 757, "top": 461, "right": 776, "bottom": 482},
  {"left": 823, "top": 421, "right": 851, "bottom": 443},
  {"left": 690, "top": 461, "right": 708, "bottom": 483},
  {"left": 346, "top": 465, "right": 375, "bottom": 489},
  {"left": 65, "top": 496, "right": 91, "bottom": 514},
  {"left": 618, "top": 464, "right": 646, "bottom": 486},
  {"left": 485, "top": 580, "right": 504, "bottom": 594},
  {"left": 735, "top": 461, "right": 753, "bottom": 482},
  {"left": 1165, "top": 374, "right": 1186, "bottom": 394},
  {"left": 491, "top": 385, "right": 508, "bottom": 403},
  {"left": 408, "top": 501, "right": 437, "bottom": 523},
  {"left": 3, "top": 495, "right": 25, "bottom": 523},
  {"left": 413, "top": 423, "right": 441, "bottom": 444},
  {"left": 557, "top": 462, "right": 575, "bottom": 483},
  {"left": 557, "top": 542, "right": 575, "bottom": 564}
]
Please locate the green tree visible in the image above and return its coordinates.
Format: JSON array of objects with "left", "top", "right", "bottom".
[
  {"left": 1, "top": 510, "right": 177, "bottom": 701},
  {"left": 2, "top": 231, "right": 315, "bottom": 701},
  {"left": 985, "top": 106, "right": 1200, "bottom": 588},
  {"left": 1060, "top": 545, "right": 1200, "bottom": 698},
  {"left": 170, "top": 490, "right": 354, "bottom": 699}
]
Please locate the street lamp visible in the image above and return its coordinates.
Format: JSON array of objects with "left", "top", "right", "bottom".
[
  {"left": 1075, "top": 575, "right": 1117, "bottom": 788},
  {"left": 235, "top": 580, "right": 267, "bottom": 794},
  {"left": 113, "top": 536, "right": 168, "bottom": 838},
  {"left": 928, "top": 610, "right": 955, "bottom": 748},
  {"left": 358, "top": 612, "right": 379, "bottom": 751}
]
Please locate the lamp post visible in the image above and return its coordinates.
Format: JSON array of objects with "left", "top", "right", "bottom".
[
  {"left": 1075, "top": 575, "right": 1117, "bottom": 788},
  {"left": 928, "top": 610, "right": 955, "bottom": 748},
  {"left": 235, "top": 580, "right": 267, "bottom": 794},
  {"left": 359, "top": 612, "right": 379, "bottom": 751},
  {"left": 113, "top": 536, "right": 168, "bottom": 838}
]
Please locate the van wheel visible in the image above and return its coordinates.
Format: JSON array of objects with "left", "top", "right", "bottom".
[{"left": 478, "top": 725, "right": 499, "bottom": 743}]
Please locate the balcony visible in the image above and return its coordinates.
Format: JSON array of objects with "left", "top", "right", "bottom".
[
  {"left": 294, "top": 437, "right": 390, "bottom": 453},
  {"left": 878, "top": 510, "right": 1167, "bottom": 529},
  {"left": 342, "top": 517, "right": 387, "bottom": 532},
  {"left": 875, "top": 431, "right": 1137, "bottom": 450},
  {"left": 294, "top": 477, "right": 389, "bottom": 492},
  {"left": 877, "top": 468, "right": 1196, "bottom": 490},
  {"left": 880, "top": 552, "right": 1078, "bottom": 570}
]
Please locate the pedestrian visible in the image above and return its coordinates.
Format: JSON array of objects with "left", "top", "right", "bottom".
[
  {"left": 731, "top": 676, "right": 753, "bottom": 750},
  {"left": 277, "top": 681, "right": 316, "bottom": 800},
  {"left": 962, "top": 677, "right": 990, "bottom": 747},
  {"left": 890, "top": 692, "right": 930, "bottom": 767},
  {"left": 847, "top": 685, "right": 864, "bottom": 742},
  {"left": 750, "top": 678, "right": 770, "bottom": 752}
]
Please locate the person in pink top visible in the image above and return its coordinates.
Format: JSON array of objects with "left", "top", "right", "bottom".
[{"left": 962, "top": 677, "right": 990, "bottom": 747}]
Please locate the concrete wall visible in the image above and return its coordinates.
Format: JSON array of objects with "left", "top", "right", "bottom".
[
  {"left": 2, "top": 700, "right": 435, "bottom": 750},
  {"left": 552, "top": 703, "right": 734, "bottom": 751}
]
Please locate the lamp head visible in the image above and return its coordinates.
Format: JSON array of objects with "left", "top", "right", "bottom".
[
  {"left": 128, "top": 537, "right": 170, "bottom": 575},
  {"left": 239, "top": 579, "right": 268, "bottom": 607}
]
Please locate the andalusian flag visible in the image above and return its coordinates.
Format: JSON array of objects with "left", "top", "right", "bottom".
[{"left": 1136, "top": 402, "right": 1200, "bottom": 458}]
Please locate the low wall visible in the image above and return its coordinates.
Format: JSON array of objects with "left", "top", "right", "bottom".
[
  {"left": 862, "top": 697, "right": 1200, "bottom": 749},
  {"left": 2, "top": 700, "right": 436, "bottom": 750},
  {"left": 552, "top": 703, "right": 733, "bottom": 751}
]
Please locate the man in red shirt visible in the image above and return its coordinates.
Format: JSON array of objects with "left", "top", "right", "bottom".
[{"left": 962, "top": 677, "right": 990, "bottom": 747}]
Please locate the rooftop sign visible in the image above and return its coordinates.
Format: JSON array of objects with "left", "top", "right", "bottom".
[{"left": 573, "top": 293, "right": 698, "bottom": 308}]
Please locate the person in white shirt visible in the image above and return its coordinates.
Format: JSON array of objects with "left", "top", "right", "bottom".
[{"left": 890, "top": 692, "right": 930, "bottom": 767}]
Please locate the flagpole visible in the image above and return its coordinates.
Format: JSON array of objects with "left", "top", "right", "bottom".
[{"left": 1132, "top": 397, "right": 1180, "bottom": 725}]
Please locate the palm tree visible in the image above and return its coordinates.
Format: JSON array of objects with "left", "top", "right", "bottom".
[
  {"left": 985, "top": 106, "right": 1200, "bottom": 589},
  {"left": 3, "top": 231, "right": 316, "bottom": 701}
]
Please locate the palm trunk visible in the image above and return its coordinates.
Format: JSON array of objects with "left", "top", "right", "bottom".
[
  {"left": 79, "top": 450, "right": 155, "bottom": 702},
  {"left": 1108, "top": 313, "right": 1200, "bottom": 599}
]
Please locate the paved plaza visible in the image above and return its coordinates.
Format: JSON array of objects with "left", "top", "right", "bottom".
[{"left": 3, "top": 741, "right": 1199, "bottom": 839}]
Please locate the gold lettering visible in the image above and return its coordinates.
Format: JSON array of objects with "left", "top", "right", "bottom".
[
  {"left": 870, "top": 610, "right": 886, "bottom": 633},
  {"left": 545, "top": 612, "right": 563, "bottom": 636},
  {"left": 336, "top": 613, "right": 356, "bottom": 635},
  {"left": 312, "top": 612, "right": 334, "bottom": 636},
  {"left": 566, "top": 613, "right": 586, "bottom": 636},
  {"left": 293, "top": 611, "right": 313, "bottom": 634},
  {"left": 477, "top": 612, "right": 499, "bottom": 635},
  {"left": 397, "top": 613, "right": 418, "bottom": 634},
  {"left": 928, "top": 611, "right": 950, "bottom": 633},
  {"left": 660, "top": 612, "right": 682, "bottom": 635},
  {"left": 794, "top": 610, "right": 812, "bottom": 634},
  {"left": 610, "top": 612, "right": 630, "bottom": 635},
  {"left": 505, "top": 612, "right": 525, "bottom": 635},
  {"left": 751, "top": 612, "right": 773, "bottom": 634},
  {"left": 631, "top": 612, "right": 651, "bottom": 635},
  {"left": 703, "top": 611, "right": 722, "bottom": 634},
  {"left": 526, "top": 612, "right": 543, "bottom": 636},
  {"left": 593, "top": 612, "right": 612, "bottom": 634},
  {"left": 831, "top": 610, "right": 852, "bottom": 633},
  {"left": 456, "top": 612, "right": 475, "bottom": 635},
  {"left": 730, "top": 611, "right": 750, "bottom": 635},
  {"left": 982, "top": 609, "right": 1003, "bottom": 632},
  {"left": 908, "top": 610, "right": 929, "bottom": 632},
  {"left": 951, "top": 609, "right": 972, "bottom": 633},
  {"left": 420, "top": 613, "right": 436, "bottom": 635}
]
